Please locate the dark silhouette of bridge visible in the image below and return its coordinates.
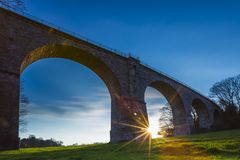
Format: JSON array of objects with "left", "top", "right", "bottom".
[{"left": 0, "top": 7, "right": 220, "bottom": 150}]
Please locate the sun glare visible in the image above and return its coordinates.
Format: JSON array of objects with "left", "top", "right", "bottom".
[
  {"left": 146, "top": 126, "right": 154, "bottom": 134},
  {"left": 147, "top": 125, "right": 163, "bottom": 138}
]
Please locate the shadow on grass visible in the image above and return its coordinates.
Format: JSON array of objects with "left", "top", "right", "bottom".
[{"left": 0, "top": 142, "right": 151, "bottom": 160}]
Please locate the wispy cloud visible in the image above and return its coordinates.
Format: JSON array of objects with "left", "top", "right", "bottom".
[
  {"left": 27, "top": 87, "right": 111, "bottom": 120},
  {"left": 147, "top": 104, "right": 168, "bottom": 116},
  {"left": 144, "top": 87, "right": 169, "bottom": 116},
  {"left": 145, "top": 88, "right": 164, "bottom": 100}
]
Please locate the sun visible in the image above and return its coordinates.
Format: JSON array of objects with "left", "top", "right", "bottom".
[
  {"left": 146, "top": 125, "right": 156, "bottom": 137},
  {"left": 146, "top": 125, "right": 163, "bottom": 138},
  {"left": 146, "top": 126, "right": 154, "bottom": 134}
]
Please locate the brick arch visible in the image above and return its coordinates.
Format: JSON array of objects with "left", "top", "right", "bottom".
[
  {"left": 192, "top": 98, "right": 210, "bottom": 130},
  {"left": 144, "top": 81, "right": 189, "bottom": 136},
  {"left": 0, "top": 7, "right": 223, "bottom": 150},
  {"left": 20, "top": 44, "right": 121, "bottom": 98}
]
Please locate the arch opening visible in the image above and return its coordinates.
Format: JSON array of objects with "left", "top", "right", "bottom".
[
  {"left": 145, "top": 87, "right": 172, "bottom": 138},
  {"left": 144, "top": 81, "right": 188, "bottom": 137},
  {"left": 191, "top": 99, "right": 210, "bottom": 132},
  {"left": 20, "top": 44, "right": 121, "bottom": 97},
  {"left": 19, "top": 44, "right": 121, "bottom": 146}
]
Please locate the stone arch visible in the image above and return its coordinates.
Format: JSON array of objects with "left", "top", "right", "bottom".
[
  {"left": 144, "top": 81, "right": 189, "bottom": 136},
  {"left": 191, "top": 98, "right": 210, "bottom": 130},
  {"left": 20, "top": 44, "right": 121, "bottom": 98},
  {"left": 19, "top": 44, "right": 123, "bottom": 144}
]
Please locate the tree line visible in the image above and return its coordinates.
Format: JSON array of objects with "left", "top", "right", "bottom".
[{"left": 20, "top": 135, "right": 63, "bottom": 148}]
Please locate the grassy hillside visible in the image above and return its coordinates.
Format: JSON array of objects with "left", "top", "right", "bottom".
[{"left": 0, "top": 129, "right": 240, "bottom": 160}]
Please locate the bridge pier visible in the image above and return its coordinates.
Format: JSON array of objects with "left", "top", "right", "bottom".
[
  {"left": 110, "top": 96, "right": 149, "bottom": 143},
  {"left": 0, "top": 71, "right": 20, "bottom": 150},
  {"left": 173, "top": 123, "right": 191, "bottom": 136},
  {"left": 172, "top": 108, "right": 192, "bottom": 136}
]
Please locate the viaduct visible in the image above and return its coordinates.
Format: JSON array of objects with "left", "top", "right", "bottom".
[{"left": 0, "top": 8, "right": 221, "bottom": 150}]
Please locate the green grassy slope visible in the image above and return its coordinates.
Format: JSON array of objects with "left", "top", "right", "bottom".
[{"left": 0, "top": 129, "right": 240, "bottom": 160}]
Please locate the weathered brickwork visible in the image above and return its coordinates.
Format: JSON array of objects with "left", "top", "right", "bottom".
[{"left": 0, "top": 8, "right": 221, "bottom": 150}]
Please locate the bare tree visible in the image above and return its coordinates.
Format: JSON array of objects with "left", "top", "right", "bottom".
[
  {"left": 209, "top": 74, "right": 240, "bottom": 130},
  {"left": 158, "top": 103, "right": 174, "bottom": 137},
  {"left": 191, "top": 107, "right": 200, "bottom": 131},
  {"left": 0, "top": 0, "right": 26, "bottom": 11},
  {"left": 191, "top": 107, "right": 198, "bottom": 122},
  {"left": 209, "top": 74, "right": 240, "bottom": 110}
]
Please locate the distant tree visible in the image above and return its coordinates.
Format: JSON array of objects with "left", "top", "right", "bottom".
[
  {"left": 209, "top": 74, "right": 240, "bottom": 130},
  {"left": 191, "top": 107, "right": 200, "bottom": 132},
  {"left": 158, "top": 104, "right": 174, "bottom": 137},
  {"left": 20, "top": 135, "right": 63, "bottom": 148},
  {"left": 0, "top": 0, "right": 26, "bottom": 11},
  {"left": 70, "top": 143, "right": 79, "bottom": 146},
  {"left": 209, "top": 74, "right": 240, "bottom": 110}
]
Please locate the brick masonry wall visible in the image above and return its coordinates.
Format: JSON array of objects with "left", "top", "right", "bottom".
[{"left": 0, "top": 8, "right": 221, "bottom": 150}]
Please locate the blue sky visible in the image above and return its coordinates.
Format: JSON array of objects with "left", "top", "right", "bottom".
[{"left": 20, "top": 0, "right": 240, "bottom": 145}]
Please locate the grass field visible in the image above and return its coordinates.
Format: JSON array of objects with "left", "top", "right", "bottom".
[{"left": 0, "top": 129, "right": 240, "bottom": 160}]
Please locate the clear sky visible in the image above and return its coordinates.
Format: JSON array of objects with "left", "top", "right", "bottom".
[{"left": 20, "top": 0, "right": 240, "bottom": 145}]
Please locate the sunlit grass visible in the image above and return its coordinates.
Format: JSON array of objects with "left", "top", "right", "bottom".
[{"left": 0, "top": 129, "right": 240, "bottom": 160}]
